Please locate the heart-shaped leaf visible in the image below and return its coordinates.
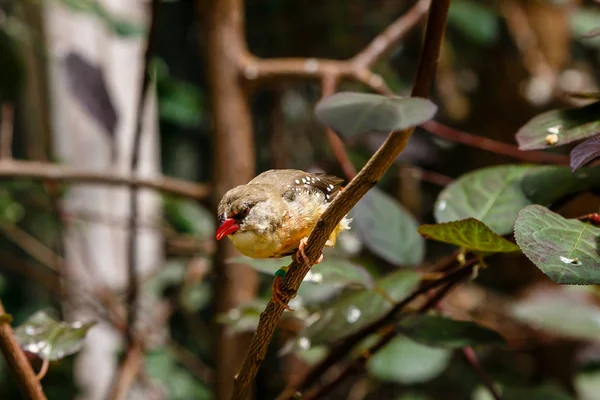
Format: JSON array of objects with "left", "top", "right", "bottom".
[
  {"left": 418, "top": 218, "right": 520, "bottom": 253},
  {"left": 516, "top": 101, "right": 600, "bottom": 150},
  {"left": 351, "top": 187, "right": 425, "bottom": 266},
  {"left": 14, "top": 310, "right": 96, "bottom": 361},
  {"left": 368, "top": 336, "right": 451, "bottom": 384},
  {"left": 396, "top": 315, "right": 505, "bottom": 349},
  {"left": 571, "top": 135, "right": 600, "bottom": 171},
  {"left": 299, "top": 270, "right": 421, "bottom": 345},
  {"left": 315, "top": 92, "right": 438, "bottom": 139},
  {"left": 520, "top": 165, "right": 600, "bottom": 205},
  {"left": 434, "top": 165, "right": 535, "bottom": 235},
  {"left": 514, "top": 205, "right": 600, "bottom": 285}
]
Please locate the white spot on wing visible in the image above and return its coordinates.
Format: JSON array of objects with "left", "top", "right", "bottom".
[{"left": 295, "top": 180, "right": 300, "bottom": 184}]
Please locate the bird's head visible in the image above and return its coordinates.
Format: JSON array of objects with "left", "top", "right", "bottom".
[{"left": 216, "top": 184, "right": 286, "bottom": 240}]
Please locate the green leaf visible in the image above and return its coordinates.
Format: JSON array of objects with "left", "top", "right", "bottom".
[
  {"left": 215, "top": 299, "right": 267, "bottom": 334},
  {"left": 396, "top": 315, "right": 505, "bottom": 349},
  {"left": 521, "top": 166, "right": 600, "bottom": 205},
  {"left": 145, "top": 347, "right": 212, "bottom": 400},
  {"left": 576, "top": 370, "right": 600, "bottom": 400},
  {"left": 472, "top": 384, "right": 574, "bottom": 400},
  {"left": 107, "top": 17, "right": 146, "bottom": 38},
  {"left": 434, "top": 165, "right": 535, "bottom": 235},
  {"left": 163, "top": 196, "right": 215, "bottom": 238},
  {"left": 59, "top": 0, "right": 145, "bottom": 38},
  {"left": 299, "top": 270, "right": 421, "bottom": 345},
  {"left": 154, "top": 59, "right": 204, "bottom": 128},
  {"left": 351, "top": 187, "right": 424, "bottom": 266},
  {"left": 570, "top": 8, "right": 600, "bottom": 48},
  {"left": 368, "top": 336, "right": 452, "bottom": 384},
  {"left": 418, "top": 218, "right": 520, "bottom": 253},
  {"left": 14, "top": 310, "right": 95, "bottom": 361},
  {"left": 512, "top": 295, "right": 600, "bottom": 341},
  {"left": 228, "top": 256, "right": 374, "bottom": 289},
  {"left": 516, "top": 101, "right": 600, "bottom": 150},
  {"left": 448, "top": 0, "right": 499, "bottom": 46},
  {"left": 514, "top": 205, "right": 600, "bottom": 285},
  {"left": 315, "top": 92, "right": 437, "bottom": 139}
]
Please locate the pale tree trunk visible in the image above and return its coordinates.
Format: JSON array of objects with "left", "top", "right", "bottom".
[{"left": 42, "top": 1, "right": 162, "bottom": 399}]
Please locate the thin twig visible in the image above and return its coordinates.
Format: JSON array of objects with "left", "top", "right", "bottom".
[
  {"left": 1, "top": 103, "right": 14, "bottom": 160},
  {"left": 0, "top": 224, "right": 65, "bottom": 272},
  {"left": 108, "top": 343, "right": 144, "bottom": 400},
  {"left": 435, "top": 299, "right": 502, "bottom": 400},
  {"left": 0, "top": 160, "right": 209, "bottom": 199},
  {"left": 126, "top": 0, "right": 159, "bottom": 348},
  {"left": 286, "top": 257, "right": 473, "bottom": 398},
  {"left": 461, "top": 346, "right": 502, "bottom": 400},
  {"left": 408, "top": 165, "right": 453, "bottom": 186},
  {"left": 35, "top": 358, "right": 49, "bottom": 381},
  {"left": 304, "top": 264, "right": 472, "bottom": 400},
  {"left": 231, "top": 3, "right": 449, "bottom": 399},
  {"left": 421, "top": 120, "right": 569, "bottom": 164},
  {"left": 0, "top": 299, "right": 47, "bottom": 400},
  {"left": 321, "top": 73, "right": 357, "bottom": 180},
  {"left": 239, "top": 0, "right": 429, "bottom": 91},
  {"left": 352, "top": 0, "right": 431, "bottom": 68}
]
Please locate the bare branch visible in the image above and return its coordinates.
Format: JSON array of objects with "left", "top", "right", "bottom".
[
  {"left": 126, "top": 0, "right": 159, "bottom": 349},
  {"left": 0, "top": 160, "right": 209, "bottom": 199},
  {"left": 421, "top": 120, "right": 570, "bottom": 164},
  {"left": 0, "top": 299, "right": 47, "bottom": 400},
  {"left": 352, "top": 0, "right": 431, "bottom": 68},
  {"left": 108, "top": 343, "right": 144, "bottom": 400}
]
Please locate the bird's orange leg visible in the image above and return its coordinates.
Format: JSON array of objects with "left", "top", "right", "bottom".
[
  {"left": 296, "top": 237, "right": 323, "bottom": 265},
  {"left": 272, "top": 267, "right": 294, "bottom": 311}
]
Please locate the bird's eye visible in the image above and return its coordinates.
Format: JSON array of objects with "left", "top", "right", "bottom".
[{"left": 239, "top": 207, "right": 250, "bottom": 218}]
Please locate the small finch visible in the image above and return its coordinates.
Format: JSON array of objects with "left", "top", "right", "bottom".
[{"left": 216, "top": 169, "right": 351, "bottom": 310}]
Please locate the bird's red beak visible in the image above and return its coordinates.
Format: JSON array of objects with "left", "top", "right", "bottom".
[{"left": 216, "top": 218, "right": 240, "bottom": 240}]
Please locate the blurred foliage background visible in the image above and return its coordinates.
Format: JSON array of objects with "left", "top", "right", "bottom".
[{"left": 1, "top": 0, "right": 600, "bottom": 399}]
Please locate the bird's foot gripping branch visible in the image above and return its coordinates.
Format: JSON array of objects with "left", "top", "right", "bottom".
[{"left": 228, "top": 88, "right": 441, "bottom": 400}]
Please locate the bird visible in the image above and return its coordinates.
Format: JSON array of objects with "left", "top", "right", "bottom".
[{"left": 215, "top": 169, "right": 352, "bottom": 310}]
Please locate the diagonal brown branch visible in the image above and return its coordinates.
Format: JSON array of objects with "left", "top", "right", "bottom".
[
  {"left": 0, "top": 299, "right": 47, "bottom": 400},
  {"left": 230, "top": 1, "right": 449, "bottom": 399}
]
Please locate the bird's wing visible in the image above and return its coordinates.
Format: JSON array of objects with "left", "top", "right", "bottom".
[{"left": 251, "top": 169, "right": 344, "bottom": 203}]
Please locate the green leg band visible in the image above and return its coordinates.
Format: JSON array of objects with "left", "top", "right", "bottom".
[{"left": 274, "top": 266, "right": 289, "bottom": 278}]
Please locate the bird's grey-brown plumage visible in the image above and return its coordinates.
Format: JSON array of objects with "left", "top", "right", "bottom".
[{"left": 216, "top": 169, "right": 351, "bottom": 259}]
